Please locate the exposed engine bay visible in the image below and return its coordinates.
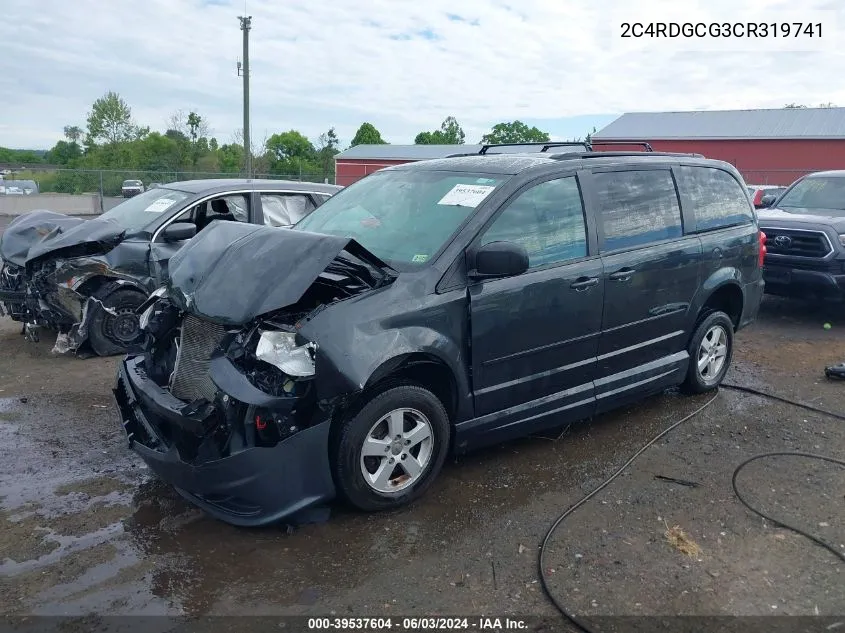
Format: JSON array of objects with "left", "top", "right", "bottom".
[{"left": 125, "top": 245, "right": 394, "bottom": 467}]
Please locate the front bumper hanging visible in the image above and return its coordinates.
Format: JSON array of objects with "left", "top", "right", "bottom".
[{"left": 114, "top": 355, "right": 337, "bottom": 527}]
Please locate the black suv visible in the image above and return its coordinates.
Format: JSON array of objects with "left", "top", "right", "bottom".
[
  {"left": 114, "top": 147, "right": 765, "bottom": 526},
  {"left": 756, "top": 170, "right": 845, "bottom": 301}
]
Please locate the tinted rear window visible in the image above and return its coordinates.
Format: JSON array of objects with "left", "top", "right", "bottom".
[
  {"left": 676, "top": 166, "right": 754, "bottom": 231},
  {"left": 594, "top": 170, "right": 683, "bottom": 252}
]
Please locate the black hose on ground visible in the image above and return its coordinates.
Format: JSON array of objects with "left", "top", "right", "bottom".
[{"left": 538, "top": 382, "right": 845, "bottom": 633}]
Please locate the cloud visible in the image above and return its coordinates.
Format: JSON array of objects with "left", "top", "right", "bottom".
[{"left": 1, "top": 0, "right": 844, "bottom": 149}]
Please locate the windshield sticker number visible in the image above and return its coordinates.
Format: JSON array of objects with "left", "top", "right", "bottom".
[
  {"left": 412, "top": 254, "right": 429, "bottom": 263},
  {"left": 437, "top": 184, "right": 496, "bottom": 208},
  {"left": 144, "top": 198, "right": 176, "bottom": 213}
]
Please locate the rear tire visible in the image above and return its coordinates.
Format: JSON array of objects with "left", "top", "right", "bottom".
[
  {"left": 681, "top": 311, "right": 734, "bottom": 394},
  {"left": 87, "top": 288, "right": 147, "bottom": 357},
  {"left": 332, "top": 384, "right": 450, "bottom": 512}
]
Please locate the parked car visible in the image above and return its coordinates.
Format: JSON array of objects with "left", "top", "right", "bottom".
[
  {"left": 121, "top": 180, "right": 146, "bottom": 197},
  {"left": 747, "top": 184, "right": 787, "bottom": 208},
  {"left": 0, "top": 179, "right": 342, "bottom": 356},
  {"left": 114, "top": 148, "right": 765, "bottom": 526},
  {"left": 756, "top": 170, "right": 845, "bottom": 301}
]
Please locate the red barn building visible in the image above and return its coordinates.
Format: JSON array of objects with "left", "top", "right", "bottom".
[
  {"left": 593, "top": 107, "right": 845, "bottom": 186},
  {"left": 334, "top": 144, "right": 481, "bottom": 186}
]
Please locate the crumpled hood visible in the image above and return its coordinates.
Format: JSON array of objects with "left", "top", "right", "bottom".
[
  {"left": 0, "top": 210, "right": 126, "bottom": 267},
  {"left": 758, "top": 207, "right": 845, "bottom": 232},
  {"left": 166, "top": 220, "right": 393, "bottom": 325}
]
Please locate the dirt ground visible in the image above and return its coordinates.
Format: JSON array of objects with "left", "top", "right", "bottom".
[{"left": 0, "top": 276, "right": 843, "bottom": 626}]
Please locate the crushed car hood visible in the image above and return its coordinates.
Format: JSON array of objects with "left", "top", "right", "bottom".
[
  {"left": 0, "top": 210, "right": 126, "bottom": 267},
  {"left": 166, "top": 220, "right": 394, "bottom": 325},
  {"left": 758, "top": 207, "right": 845, "bottom": 232}
]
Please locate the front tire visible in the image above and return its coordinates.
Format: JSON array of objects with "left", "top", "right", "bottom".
[
  {"left": 332, "top": 384, "right": 450, "bottom": 512},
  {"left": 87, "top": 288, "right": 147, "bottom": 357},
  {"left": 681, "top": 311, "right": 734, "bottom": 394}
]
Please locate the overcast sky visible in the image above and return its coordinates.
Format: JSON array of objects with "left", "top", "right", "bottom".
[{"left": 2, "top": 0, "right": 844, "bottom": 150}]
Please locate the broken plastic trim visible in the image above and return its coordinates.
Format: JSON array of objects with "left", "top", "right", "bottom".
[{"left": 51, "top": 295, "right": 120, "bottom": 355}]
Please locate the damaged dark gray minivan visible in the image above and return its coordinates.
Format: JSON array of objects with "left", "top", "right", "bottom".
[
  {"left": 114, "top": 149, "right": 765, "bottom": 526},
  {"left": 0, "top": 179, "right": 340, "bottom": 355}
]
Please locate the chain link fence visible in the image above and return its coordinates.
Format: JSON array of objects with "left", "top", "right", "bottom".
[{"left": 7, "top": 168, "right": 333, "bottom": 199}]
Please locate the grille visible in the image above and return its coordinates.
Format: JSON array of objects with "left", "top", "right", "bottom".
[
  {"left": 169, "top": 315, "right": 227, "bottom": 402},
  {"left": 761, "top": 228, "right": 833, "bottom": 258}
]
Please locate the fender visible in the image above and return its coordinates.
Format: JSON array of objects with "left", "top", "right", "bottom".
[
  {"left": 72, "top": 273, "right": 150, "bottom": 298},
  {"left": 688, "top": 266, "right": 744, "bottom": 326},
  {"left": 308, "top": 325, "right": 473, "bottom": 421}
]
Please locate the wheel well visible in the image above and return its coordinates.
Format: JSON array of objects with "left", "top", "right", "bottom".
[
  {"left": 700, "top": 284, "right": 743, "bottom": 329},
  {"left": 356, "top": 354, "right": 458, "bottom": 423},
  {"left": 75, "top": 276, "right": 146, "bottom": 300}
]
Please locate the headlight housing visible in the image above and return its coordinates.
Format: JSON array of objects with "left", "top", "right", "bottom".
[
  {"left": 138, "top": 287, "right": 168, "bottom": 330},
  {"left": 838, "top": 234, "right": 845, "bottom": 247},
  {"left": 255, "top": 330, "right": 317, "bottom": 377}
]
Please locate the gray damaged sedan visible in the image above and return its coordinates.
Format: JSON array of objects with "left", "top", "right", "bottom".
[{"left": 0, "top": 179, "right": 341, "bottom": 356}]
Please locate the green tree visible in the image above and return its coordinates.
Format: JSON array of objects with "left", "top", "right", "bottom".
[
  {"left": 133, "top": 133, "right": 183, "bottom": 171},
  {"left": 63, "top": 125, "right": 84, "bottom": 144},
  {"left": 480, "top": 120, "right": 550, "bottom": 144},
  {"left": 86, "top": 91, "right": 140, "bottom": 145},
  {"left": 585, "top": 126, "right": 598, "bottom": 144},
  {"left": 350, "top": 122, "right": 387, "bottom": 146},
  {"left": 265, "top": 130, "right": 317, "bottom": 176},
  {"left": 0, "top": 148, "right": 45, "bottom": 164},
  {"left": 415, "top": 116, "right": 465, "bottom": 144},
  {"left": 217, "top": 143, "right": 244, "bottom": 173},
  {"left": 316, "top": 127, "right": 340, "bottom": 180},
  {"left": 45, "top": 140, "right": 82, "bottom": 165}
]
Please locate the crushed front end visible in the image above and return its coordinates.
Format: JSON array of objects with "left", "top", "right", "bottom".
[
  {"left": 112, "top": 222, "right": 396, "bottom": 526},
  {"left": 114, "top": 297, "right": 337, "bottom": 526},
  {"left": 0, "top": 210, "right": 134, "bottom": 353}
]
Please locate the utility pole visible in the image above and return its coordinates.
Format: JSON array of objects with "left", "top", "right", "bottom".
[{"left": 238, "top": 15, "right": 252, "bottom": 178}]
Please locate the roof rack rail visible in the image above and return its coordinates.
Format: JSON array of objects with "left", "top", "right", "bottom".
[
  {"left": 478, "top": 141, "right": 590, "bottom": 155},
  {"left": 549, "top": 151, "right": 704, "bottom": 161},
  {"left": 589, "top": 140, "right": 654, "bottom": 151}
]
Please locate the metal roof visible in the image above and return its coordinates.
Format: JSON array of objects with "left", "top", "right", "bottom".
[
  {"left": 594, "top": 107, "right": 845, "bottom": 141},
  {"left": 335, "top": 144, "right": 569, "bottom": 161}
]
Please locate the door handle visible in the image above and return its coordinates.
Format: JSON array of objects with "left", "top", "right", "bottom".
[
  {"left": 570, "top": 276, "right": 599, "bottom": 291},
  {"left": 608, "top": 268, "right": 635, "bottom": 282}
]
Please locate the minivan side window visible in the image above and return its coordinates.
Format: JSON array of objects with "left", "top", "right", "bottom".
[
  {"left": 480, "top": 176, "right": 587, "bottom": 269},
  {"left": 676, "top": 166, "right": 754, "bottom": 231},
  {"left": 594, "top": 170, "right": 683, "bottom": 252}
]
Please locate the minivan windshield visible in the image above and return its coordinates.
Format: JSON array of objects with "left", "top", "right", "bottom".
[
  {"left": 294, "top": 169, "right": 506, "bottom": 267},
  {"left": 99, "top": 187, "right": 191, "bottom": 233},
  {"left": 776, "top": 176, "right": 845, "bottom": 214}
]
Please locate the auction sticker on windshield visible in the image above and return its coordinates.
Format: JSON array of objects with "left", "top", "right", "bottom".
[
  {"left": 144, "top": 198, "right": 177, "bottom": 213},
  {"left": 437, "top": 184, "right": 496, "bottom": 208}
]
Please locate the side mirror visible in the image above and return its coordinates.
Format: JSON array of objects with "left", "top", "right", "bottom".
[
  {"left": 470, "top": 241, "right": 529, "bottom": 279},
  {"left": 162, "top": 222, "right": 197, "bottom": 242},
  {"left": 758, "top": 194, "right": 777, "bottom": 208}
]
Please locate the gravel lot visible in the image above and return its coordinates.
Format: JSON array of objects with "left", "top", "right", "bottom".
[{"left": 0, "top": 217, "right": 843, "bottom": 625}]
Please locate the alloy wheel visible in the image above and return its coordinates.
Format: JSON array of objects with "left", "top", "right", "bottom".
[
  {"left": 697, "top": 324, "right": 728, "bottom": 383},
  {"left": 359, "top": 407, "right": 434, "bottom": 494}
]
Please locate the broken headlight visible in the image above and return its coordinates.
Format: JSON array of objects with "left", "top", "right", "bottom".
[
  {"left": 255, "top": 330, "right": 317, "bottom": 377},
  {"left": 138, "top": 287, "right": 168, "bottom": 330}
]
